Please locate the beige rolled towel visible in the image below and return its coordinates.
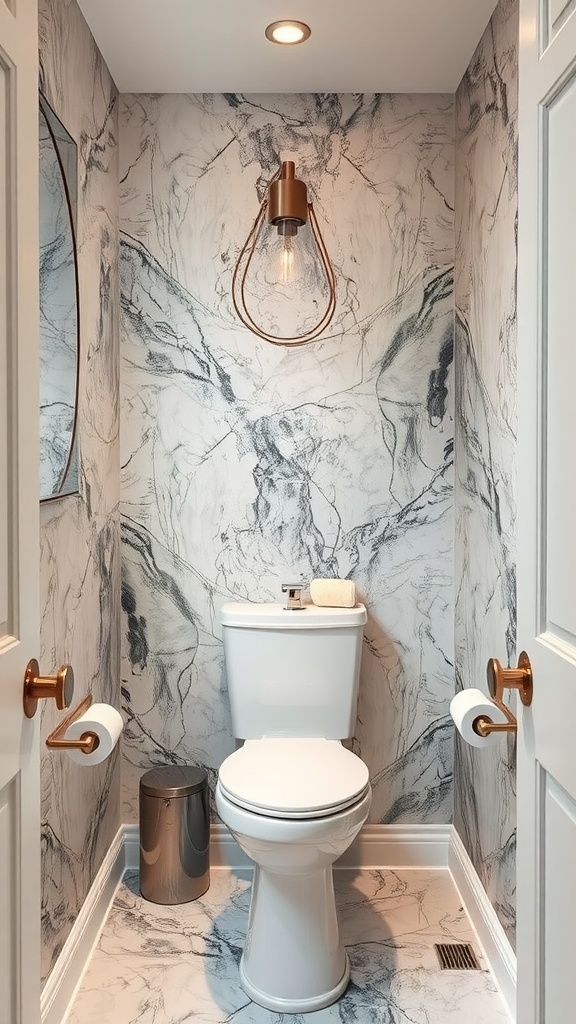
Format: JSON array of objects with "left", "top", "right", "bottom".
[{"left": 309, "top": 578, "right": 356, "bottom": 608}]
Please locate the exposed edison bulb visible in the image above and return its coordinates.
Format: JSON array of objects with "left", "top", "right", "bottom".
[
  {"left": 276, "top": 217, "right": 300, "bottom": 284},
  {"left": 280, "top": 234, "right": 294, "bottom": 283}
]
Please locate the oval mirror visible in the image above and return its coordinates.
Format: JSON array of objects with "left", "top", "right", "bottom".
[{"left": 39, "top": 94, "right": 79, "bottom": 501}]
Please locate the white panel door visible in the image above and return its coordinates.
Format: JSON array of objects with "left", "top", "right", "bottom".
[
  {"left": 0, "top": 1, "right": 40, "bottom": 1023},
  {"left": 517, "top": 2, "right": 576, "bottom": 1021}
]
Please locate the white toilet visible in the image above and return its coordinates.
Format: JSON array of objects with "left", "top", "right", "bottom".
[{"left": 215, "top": 600, "right": 371, "bottom": 1013}]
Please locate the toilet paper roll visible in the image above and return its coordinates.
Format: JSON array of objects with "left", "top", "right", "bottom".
[
  {"left": 309, "top": 578, "right": 356, "bottom": 608},
  {"left": 64, "top": 703, "right": 124, "bottom": 765},
  {"left": 450, "top": 688, "right": 510, "bottom": 748}
]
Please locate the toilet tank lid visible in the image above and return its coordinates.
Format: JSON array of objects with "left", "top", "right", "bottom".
[{"left": 220, "top": 601, "right": 367, "bottom": 629}]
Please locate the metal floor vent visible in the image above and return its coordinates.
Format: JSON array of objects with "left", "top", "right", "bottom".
[{"left": 434, "top": 943, "right": 480, "bottom": 971}]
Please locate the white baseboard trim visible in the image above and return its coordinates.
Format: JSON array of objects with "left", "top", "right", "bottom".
[
  {"left": 199, "top": 822, "right": 452, "bottom": 870},
  {"left": 42, "top": 822, "right": 516, "bottom": 1023},
  {"left": 123, "top": 822, "right": 140, "bottom": 871},
  {"left": 208, "top": 823, "right": 252, "bottom": 868},
  {"left": 448, "top": 828, "right": 516, "bottom": 1018},
  {"left": 122, "top": 822, "right": 254, "bottom": 872},
  {"left": 40, "top": 825, "right": 126, "bottom": 1024},
  {"left": 337, "top": 823, "right": 452, "bottom": 868}
]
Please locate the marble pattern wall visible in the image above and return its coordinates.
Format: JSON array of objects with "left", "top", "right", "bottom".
[
  {"left": 39, "top": 0, "right": 120, "bottom": 983},
  {"left": 454, "top": 0, "right": 518, "bottom": 946},
  {"left": 119, "top": 94, "right": 455, "bottom": 827}
]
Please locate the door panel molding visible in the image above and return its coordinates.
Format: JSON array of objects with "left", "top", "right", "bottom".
[{"left": 542, "top": 0, "right": 576, "bottom": 50}]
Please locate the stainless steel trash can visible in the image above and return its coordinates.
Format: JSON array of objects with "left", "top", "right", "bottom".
[{"left": 139, "top": 765, "right": 210, "bottom": 904}]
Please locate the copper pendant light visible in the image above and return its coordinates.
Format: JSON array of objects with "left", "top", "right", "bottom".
[{"left": 231, "top": 161, "right": 336, "bottom": 346}]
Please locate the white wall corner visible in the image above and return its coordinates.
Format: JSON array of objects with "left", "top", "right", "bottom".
[{"left": 448, "top": 827, "right": 517, "bottom": 1018}]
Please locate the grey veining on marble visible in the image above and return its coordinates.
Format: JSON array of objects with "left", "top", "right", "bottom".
[
  {"left": 67, "top": 867, "right": 511, "bottom": 1023},
  {"left": 454, "top": 0, "right": 518, "bottom": 947},
  {"left": 119, "top": 92, "right": 455, "bottom": 828},
  {"left": 39, "top": 0, "right": 120, "bottom": 985}
]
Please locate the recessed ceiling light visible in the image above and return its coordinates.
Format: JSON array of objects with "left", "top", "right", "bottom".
[{"left": 265, "top": 21, "right": 311, "bottom": 46}]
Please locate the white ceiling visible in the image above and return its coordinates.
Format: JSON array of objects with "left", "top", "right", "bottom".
[{"left": 76, "top": 0, "right": 500, "bottom": 95}]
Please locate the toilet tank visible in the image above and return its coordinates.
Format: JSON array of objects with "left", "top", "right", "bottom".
[{"left": 220, "top": 602, "right": 367, "bottom": 740}]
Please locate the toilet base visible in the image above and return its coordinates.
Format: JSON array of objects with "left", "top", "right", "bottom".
[
  {"left": 239, "top": 862, "right": 350, "bottom": 1011},
  {"left": 240, "top": 953, "right": 350, "bottom": 1013}
]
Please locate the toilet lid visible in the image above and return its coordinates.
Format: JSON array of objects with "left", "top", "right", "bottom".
[{"left": 218, "top": 738, "right": 370, "bottom": 819}]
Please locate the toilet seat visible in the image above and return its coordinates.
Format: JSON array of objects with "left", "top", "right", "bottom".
[{"left": 218, "top": 738, "right": 370, "bottom": 819}]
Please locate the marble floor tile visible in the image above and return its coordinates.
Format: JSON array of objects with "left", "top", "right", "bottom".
[{"left": 65, "top": 868, "right": 511, "bottom": 1024}]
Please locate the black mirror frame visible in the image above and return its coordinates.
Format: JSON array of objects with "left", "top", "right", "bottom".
[{"left": 39, "top": 91, "right": 81, "bottom": 502}]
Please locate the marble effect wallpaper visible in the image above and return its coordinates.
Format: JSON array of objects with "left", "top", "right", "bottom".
[
  {"left": 119, "top": 93, "right": 455, "bottom": 826},
  {"left": 39, "top": 0, "right": 120, "bottom": 984},
  {"left": 454, "top": 0, "right": 519, "bottom": 946}
]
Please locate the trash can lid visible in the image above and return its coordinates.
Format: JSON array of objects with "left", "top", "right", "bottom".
[{"left": 140, "top": 765, "right": 208, "bottom": 798}]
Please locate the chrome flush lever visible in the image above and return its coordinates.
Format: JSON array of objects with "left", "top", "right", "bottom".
[{"left": 281, "top": 582, "right": 306, "bottom": 610}]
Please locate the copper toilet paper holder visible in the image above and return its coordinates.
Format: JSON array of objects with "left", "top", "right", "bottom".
[
  {"left": 22, "top": 659, "right": 100, "bottom": 754},
  {"left": 473, "top": 651, "right": 533, "bottom": 738},
  {"left": 45, "top": 693, "right": 100, "bottom": 755}
]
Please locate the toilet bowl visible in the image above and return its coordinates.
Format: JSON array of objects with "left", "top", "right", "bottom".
[{"left": 216, "top": 736, "right": 371, "bottom": 1013}]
